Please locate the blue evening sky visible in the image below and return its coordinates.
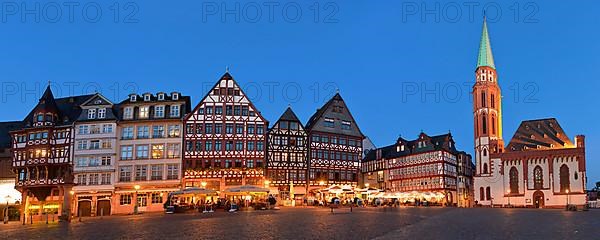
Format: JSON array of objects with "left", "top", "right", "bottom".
[{"left": 0, "top": 0, "right": 597, "bottom": 188}]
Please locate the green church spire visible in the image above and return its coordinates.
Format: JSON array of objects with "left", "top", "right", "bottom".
[{"left": 477, "top": 16, "right": 495, "bottom": 69}]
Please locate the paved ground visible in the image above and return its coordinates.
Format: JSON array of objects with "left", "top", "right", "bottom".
[{"left": 0, "top": 207, "right": 598, "bottom": 240}]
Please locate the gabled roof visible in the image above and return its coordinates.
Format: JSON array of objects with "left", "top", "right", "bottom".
[
  {"left": 506, "top": 118, "right": 574, "bottom": 152},
  {"left": 185, "top": 72, "right": 268, "bottom": 125},
  {"left": 270, "top": 107, "right": 305, "bottom": 131},
  {"left": 80, "top": 92, "right": 113, "bottom": 107},
  {"left": 477, "top": 16, "right": 495, "bottom": 69},
  {"left": 305, "top": 93, "right": 364, "bottom": 138},
  {"left": 278, "top": 107, "right": 302, "bottom": 123},
  {"left": 76, "top": 93, "right": 119, "bottom": 122},
  {"left": 363, "top": 132, "right": 459, "bottom": 162}
]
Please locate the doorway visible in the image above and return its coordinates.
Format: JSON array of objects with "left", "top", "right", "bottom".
[
  {"left": 78, "top": 201, "right": 92, "bottom": 217},
  {"left": 96, "top": 199, "right": 111, "bottom": 216},
  {"left": 533, "top": 191, "right": 545, "bottom": 208}
]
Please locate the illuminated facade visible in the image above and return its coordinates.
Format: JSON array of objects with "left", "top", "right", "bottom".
[
  {"left": 472, "top": 18, "right": 587, "bottom": 208},
  {"left": 306, "top": 93, "right": 364, "bottom": 189},
  {"left": 267, "top": 107, "right": 308, "bottom": 197},
  {"left": 183, "top": 72, "right": 268, "bottom": 191},
  {"left": 72, "top": 93, "right": 117, "bottom": 217},
  {"left": 362, "top": 132, "right": 472, "bottom": 205},
  {"left": 0, "top": 121, "right": 24, "bottom": 211},
  {"left": 113, "top": 92, "right": 190, "bottom": 214},
  {"left": 11, "top": 86, "right": 91, "bottom": 221}
]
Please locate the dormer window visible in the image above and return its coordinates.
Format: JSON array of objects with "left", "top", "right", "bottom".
[
  {"left": 158, "top": 93, "right": 165, "bottom": 101},
  {"left": 324, "top": 118, "right": 334, "bottom": 128},
  {"left": 139, "top": 106, "right": 149, "bottom": 118},
  {"left": 341, "top": 121, "right": 351, "bottom": 130},
  {"left": 169, "top": 105, "right": 180, "bottom": 117},
  {"left": 172, "top": 92, "right": 179, "bottom": 100},
  {"left": 396, "top": 145, "right": 405, "bottom": 152},
  {"left": 88, "top": 109, "right": 96, "bottom": 119},
  {"left": 144, "top": 94, "right": 151, "bottom": 101},
  {"left": 98, "top": 108, "right": 106, "bottom": 119},
  {"left": 130, "top": 95, "right": 137, "bottom": 102},
  {"left": 123, "top": 107, "right": 133, "bottom": 119},
  {"left": 36, "top": 113, "right": 44, "bottom": 122}
]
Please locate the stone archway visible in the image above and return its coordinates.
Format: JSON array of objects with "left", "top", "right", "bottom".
[{"left": 533, "top": 191, "right": 544, "bottom": 208}]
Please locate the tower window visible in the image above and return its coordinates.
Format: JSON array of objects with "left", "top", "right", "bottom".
[
  {"left": 482, "top": 116, "right": 487, "bottom": 134},
  {"left": 481, "top": 92, "right": 487, "bottom": 107},
  {"left": 533, "top": 166, "right": 543, "bottom": 190},
  {"left": 491, "top": 94, "right": 495, "bottom": 108},
  {"left": 492, "top": 116, "right": 496, "bottom": 135}
]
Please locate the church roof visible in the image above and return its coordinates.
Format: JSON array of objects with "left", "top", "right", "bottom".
[
  {"left": 477, "top": 17, "right": 495, "bottom": 69},
  {"left": 506, "top": 118, "right": 574, "bottom": 152}
]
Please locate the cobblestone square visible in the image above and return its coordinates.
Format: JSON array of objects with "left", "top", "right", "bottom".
[{"left": 2, "top": 207, "right": 598, "bottom": 240}]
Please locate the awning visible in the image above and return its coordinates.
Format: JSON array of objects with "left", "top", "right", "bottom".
[{"left": 224, "top": 185, "right": 270, "bottom": 194}]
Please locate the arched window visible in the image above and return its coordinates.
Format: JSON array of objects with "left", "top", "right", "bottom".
[
  {"left": 559, "top": 164, "right": 570, "bottom": 193},
  {"left": 475, "top": 116, "right": 479, "bottom": 135},
  {"left": 509, "top": 167, "right": 519, "bottom": 194},
  {"left": 483, "top": 149, "right": 487, "bottom": 157},
  {"left": 533, "top": 166, "right": 543, "bottom": 189},
  {"left": 479, "top": 187, "right": 484, "bottom": 201},
  {"left": 491, "top": 116, "right": 496, "bottom": 135},
  {"left": 481, "top": 91, "right": 487, "bottom": 107},
  {"left": 483, "top": 163, "right": 488, "bottom": 174},
  {"left": 486, "top": 187, "right": 491, "bottom": 200},
  {"left": 482, "top": 115, "right": 487, "bottom": 134},
  {"left": 491, "top": 94, "right": 495, "bottom": 108}
]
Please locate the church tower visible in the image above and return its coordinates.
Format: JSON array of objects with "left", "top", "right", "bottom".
[{"left": 473, "top": 17, "right": 504, "bottom": 177}]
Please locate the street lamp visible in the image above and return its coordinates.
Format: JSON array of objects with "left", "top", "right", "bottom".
[
  {"left": 201, "top": 181, "right": 207, "bottom": 188},
  {"left": 566, "top": 189, "right": 570, "bottom": 206},
  {"left": 506, "top": 190, "right": 511, "bottom": 207},
  {"left": 4, "top": 195, "right": 11, "bottom": 224},
  {"left": 134, "top": 185, "right": 141, "bottom": 215},
  {"left": 365, "top": 183, "right": 370, "bottom": 188}
]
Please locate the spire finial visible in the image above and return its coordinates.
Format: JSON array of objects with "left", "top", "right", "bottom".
[
  {"left": 477, "top": 14, "right": 495, "bottom": 69},
  {"left": 336, "top": 88, "right": 340, "bottom": 94},
  {"left": 226, "top": 66, "right": 230, "bottom": 73},
  {"left": 287, "top": 103, "right": 291, "bottom": 108}
]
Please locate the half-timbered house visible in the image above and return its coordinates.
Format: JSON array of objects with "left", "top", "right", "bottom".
[
  {"left": 183, "top": 72, "right": 268, "bottom": 193},
  {"left": 11, "top": 86, "right": 92, "bottom": 222},
  {"left": 267, "top": 107, "right": 308, "bottom": 199},
  {"left": 305, "top": 93, "right": 364, "bottom": 189},
  {"left": 362, "top": 132, "right": 470, "bottom": 206}
]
